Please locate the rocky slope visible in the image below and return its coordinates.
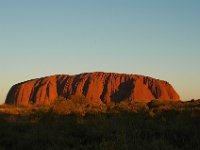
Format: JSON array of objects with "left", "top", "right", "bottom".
[{"left": 5, "top": 72, "right": 180, "bottom": 105}]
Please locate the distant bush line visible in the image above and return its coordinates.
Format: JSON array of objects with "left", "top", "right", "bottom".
[{"left": 1, "top": 95, "right": 200, "bottom": 117}]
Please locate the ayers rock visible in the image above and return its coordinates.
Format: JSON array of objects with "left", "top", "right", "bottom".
[{"left": 5, "top": 72, "right": 180, "bottom": 105}]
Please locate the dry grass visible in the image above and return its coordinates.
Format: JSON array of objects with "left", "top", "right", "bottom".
[{"left": 0, "top": 98, "right": 200, "bottom": 150}]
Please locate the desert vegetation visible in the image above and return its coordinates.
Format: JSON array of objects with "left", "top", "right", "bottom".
[{"left": 0, "top": 96, "right": 200, "bottom": 150}]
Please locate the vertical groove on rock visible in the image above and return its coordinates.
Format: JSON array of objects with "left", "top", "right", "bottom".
[
  {"left": 111, "top": 79, "right": 134, "bottom": 102},
  {"left": 82, "top": 77, "right": 90, "bottom": 97},
  {"left": 30, "top": 79, "right": 43, "bottom": 103},
  {"left": 100, "top": 74, "right": 111, "bottom": 103},
  {"left": 71, "top": 75, "right": 81, "bottom": 95}
]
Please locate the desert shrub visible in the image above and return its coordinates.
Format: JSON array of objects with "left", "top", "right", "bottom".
[
  {"left": 30, "top": 106, "right": 52, "bottom": 122},
  {"left": 52, "top": 95, "right": 100, "bottom": 116},
  {"left": 51, "top": 97, "right": 75, "bottom": 114},
  {"left": 130, "top": 102, "right": 149, "bottom": 113},
  {"left": 148, "top": 99, "right": 167, "bottom": 109},
  {"left": 86, "top": 103, "right": 107, "bottom": 114},
  {"left": 114, "top": 101, "right": 131, "bottom": 112},
  {"left": 106, "top": 102, "right": 118, "bottom": 113},
  {"left": 68, "top": 95, "right": 91, "bottom": 116},
  {"left": 110, "top": 101, "right": 149, "bottom": 113},
  {"left": 148, "top": 109, "right": 156, "bottom": 117},
  {"left": 147, "top": 100, "right": 178, "bottom": 114},
  {"left": 69, "top": 95, "right": 90, "bottom": 105}
]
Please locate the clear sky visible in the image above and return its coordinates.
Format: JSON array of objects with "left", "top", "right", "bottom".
[{"left": 0, "top": 0, "right": 200, "bottom": 103}]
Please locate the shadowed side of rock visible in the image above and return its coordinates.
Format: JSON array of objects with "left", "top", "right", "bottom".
[{"left": 5, "top": 72, "right": 180, "bottom": 105}]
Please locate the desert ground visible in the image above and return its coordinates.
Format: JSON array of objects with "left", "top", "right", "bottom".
[{"left": 0, "top": 97, "right": 199, "bottom": 150}]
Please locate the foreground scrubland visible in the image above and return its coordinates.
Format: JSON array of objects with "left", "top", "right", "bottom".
[{"left": 0, "top": 96, "right": 200, "bottom": 150}]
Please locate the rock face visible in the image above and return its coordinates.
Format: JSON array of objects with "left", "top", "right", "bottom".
[{"left": 5, "top": 72, "right": 180, "bottom": 105}]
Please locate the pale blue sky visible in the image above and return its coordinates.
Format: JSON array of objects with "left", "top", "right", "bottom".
[{"left": 0, "top": 0, "right": 200, "bottom": 103}]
